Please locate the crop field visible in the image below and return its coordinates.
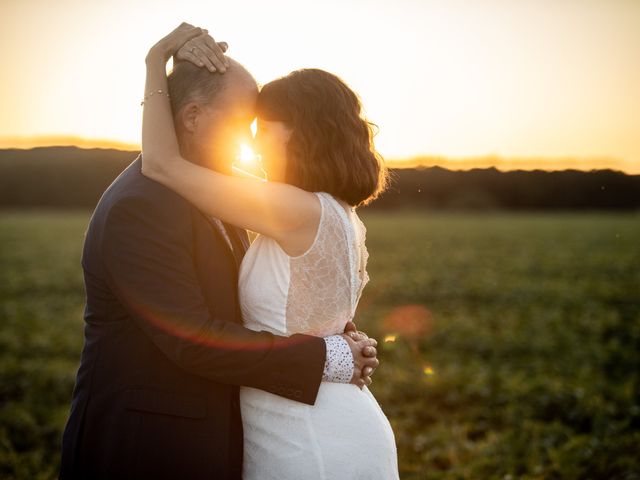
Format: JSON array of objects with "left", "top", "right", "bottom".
[{"left": 1, "top": 209, "right": 639, "bottom": 479}]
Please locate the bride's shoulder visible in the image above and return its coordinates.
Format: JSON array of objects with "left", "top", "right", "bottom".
[
  {"left": 314, "top": 191, "right": 354, "bottom": 215},
  {"left": 312, "top": 192, "right": 368, "bottom": 247}
]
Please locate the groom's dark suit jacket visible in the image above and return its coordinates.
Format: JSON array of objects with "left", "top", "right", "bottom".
[{"left": 59, "top": 155, "right": 327, "bottom": 480}]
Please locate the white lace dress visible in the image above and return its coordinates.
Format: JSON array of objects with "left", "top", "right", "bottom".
[{"left": 237, "top": 191, "right": 399, "bottom": 480}]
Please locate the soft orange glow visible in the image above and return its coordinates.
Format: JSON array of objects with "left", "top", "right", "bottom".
[
  {"left": 423, "top": 365, "right": 435, "bottom": 376},
  {"left": 118, "top": 289, "right": 301, "bottom": 351},
  {"left": 384, "top": 334, "right": 397, "bottom": 343},
  {"left": 387, "top": 155, "right": 640, "bottom": 174},
  {"left": 1, "top": 1, "right": 639, "bottom": 172},
  {"left": 0, "top": 135, "right": 139, "bottom": 151},
  {"left": 382, "top": 305, "right": 434, "bottom": 338}
]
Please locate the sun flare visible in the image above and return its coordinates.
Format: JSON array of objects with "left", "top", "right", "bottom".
[
  {"left": 232, "top": 143, "right": 266, "bottom": 181},
  {"left": 238, "top": 144, "right": 258, "bottom": 165}
]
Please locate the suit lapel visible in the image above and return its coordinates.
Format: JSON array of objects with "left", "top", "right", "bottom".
[
  {"left": 206, "top": 216, "right": 249, "bottom": 268},
  {"left": 226, "top": 222, "right": 250, "bottom": 252},
  {"left": 222, "top": 220, "right": 250, "bottom": 259},
  {"left": 208, "top": 217, "right": 234, "bottom": 252}
]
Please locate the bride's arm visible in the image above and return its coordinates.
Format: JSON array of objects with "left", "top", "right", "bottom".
[{"left": 141, "top": 31, "right": 320, "bottom": 245}]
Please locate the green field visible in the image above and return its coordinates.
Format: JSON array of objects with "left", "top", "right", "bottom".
[{"left": 1, "top": 210, "right": 639, "bottom": 479}]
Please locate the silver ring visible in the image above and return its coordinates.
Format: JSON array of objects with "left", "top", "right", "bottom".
[{"left": 190, "top": 46, "right": 197, "bottom": 54}]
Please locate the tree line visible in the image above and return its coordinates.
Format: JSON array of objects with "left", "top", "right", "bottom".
[{"left": 1, "top": 146, "right": 638, "bottom": 210}]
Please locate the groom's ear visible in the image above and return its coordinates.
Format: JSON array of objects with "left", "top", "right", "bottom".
[{"left": 178, "top": 102, "right": 201, "bottom": 133}]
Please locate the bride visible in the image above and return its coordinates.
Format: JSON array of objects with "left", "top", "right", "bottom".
[{"left": 141, "top": 23, "right": 399, "bottom": 479}]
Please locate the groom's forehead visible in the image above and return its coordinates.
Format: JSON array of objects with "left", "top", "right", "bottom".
[{"left": 216, "top": 81, "right": 257, "bottom": 113}]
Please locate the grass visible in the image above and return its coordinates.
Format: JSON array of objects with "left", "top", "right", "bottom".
[{"left": 1, "top": 209, "right": 639, "bottom": 479}]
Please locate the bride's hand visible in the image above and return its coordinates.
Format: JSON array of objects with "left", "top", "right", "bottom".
[
  {"left": 174, "top": 32, "right": 229, "bottom": 73},
  {"left": 146, "top": 22, "right": 228, "bottom": 70}
]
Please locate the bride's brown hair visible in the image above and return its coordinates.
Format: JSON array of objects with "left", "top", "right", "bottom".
[{"left": 256, "top": 69, "right": 389, "bottom": 207}]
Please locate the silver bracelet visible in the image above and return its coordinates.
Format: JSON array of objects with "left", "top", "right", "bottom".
[{"left": 140, "top": 89, "right": 170, "bottom": 106}]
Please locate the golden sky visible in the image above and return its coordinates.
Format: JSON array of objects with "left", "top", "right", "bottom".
[{"left": 1, "top": 0, "right": 639, "bottom": 172}]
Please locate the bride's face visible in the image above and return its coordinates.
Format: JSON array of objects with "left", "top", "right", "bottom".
[{"left": 254, "top": 118, "right": 292, "bottom": 182}]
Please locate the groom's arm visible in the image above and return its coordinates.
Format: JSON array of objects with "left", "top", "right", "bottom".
[{"left": 101, "top": 193, "right": 372, "bottom": 404}]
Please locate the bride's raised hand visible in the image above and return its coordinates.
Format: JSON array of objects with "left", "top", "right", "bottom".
[
  {"left": 146, "top": 22, "right": 227, "bottom": 69},
  {"left": 174, "top": 32, "right": 229, "bottom": 73}
]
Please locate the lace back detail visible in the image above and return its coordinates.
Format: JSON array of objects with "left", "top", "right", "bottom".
[{"left": 285, "top": 192, "right": 370, "bottom": 337}]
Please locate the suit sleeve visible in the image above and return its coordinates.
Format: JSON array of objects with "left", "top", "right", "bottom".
[{"left": 100, "top": 194, "right": 326, "bottom": 405}]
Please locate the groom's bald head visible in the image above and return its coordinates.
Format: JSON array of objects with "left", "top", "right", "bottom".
[
  {"left": 167, "top": 56, "right": 259, "bottom": 171},
  {"left": 167, "top": 56, "right": 258, "bottom": 118}
]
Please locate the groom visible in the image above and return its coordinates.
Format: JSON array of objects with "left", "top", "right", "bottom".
[{"left": 59, "top": 34, "right": 379, "bottom": 480}]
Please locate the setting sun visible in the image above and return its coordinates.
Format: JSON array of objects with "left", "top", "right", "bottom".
[
  {"left": 232, "top": 143, "right": 266, "bottom": 181},
  {"left": 238, "top": 144, "right": 258, "bottom": 165}
]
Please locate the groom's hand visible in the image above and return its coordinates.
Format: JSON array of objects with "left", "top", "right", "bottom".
[
  {"left": 341, "top": 330, "right": 379, "bottom": 389},
  {"left": 344, "top": 320, "right": 379, "bottom": 384}
]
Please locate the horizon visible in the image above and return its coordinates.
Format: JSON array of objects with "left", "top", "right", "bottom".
[{"left": 1, "top": 137, "right": 637, "bottom": 174}]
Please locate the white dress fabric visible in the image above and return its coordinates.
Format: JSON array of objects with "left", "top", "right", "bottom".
[{"left": 238, "top": 191, "right": 399, "bottom": 480}]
